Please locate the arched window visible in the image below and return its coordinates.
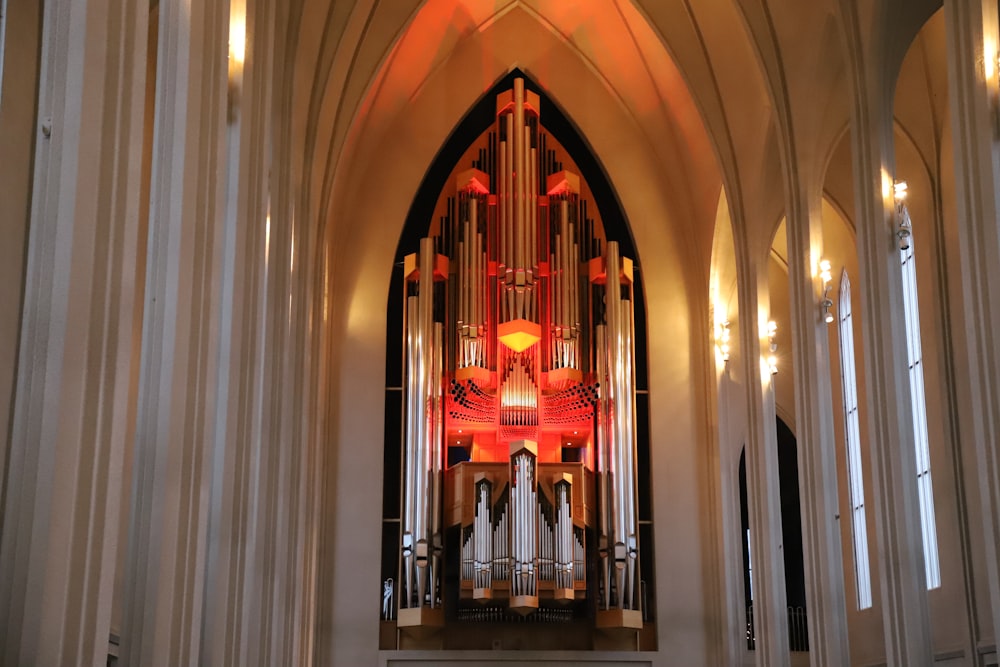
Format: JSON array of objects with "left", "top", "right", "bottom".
[
  {"left": 837, "top": 271, "right": 872, "bottom": 609},
  {"left": 899, "top": 206, "right": 941, "bottom": 590}
]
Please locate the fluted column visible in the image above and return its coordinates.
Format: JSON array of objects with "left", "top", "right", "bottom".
[
  {"left": 119, "top": 0, "right": 230, "bottom": 664},
  {"left": 784, "top": 187, "right": 850, "bottom": 665},
  {"left": 738, "top": 260, "right": 790, "bottom": 667},
  {"left": 0, "top": 1, "right": 149, "bottom": 665},
  {"left": 838, "top": 2, "right": 933, "bottom": 662},
  {"left": 197, "top": 0, "right": 298, "bottom": 664},
  {"left": 944, "top": 0, "right": 1000, "bottom": 649}
]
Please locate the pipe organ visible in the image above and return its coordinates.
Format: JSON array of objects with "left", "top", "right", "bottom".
[{"left": 397, "top": 78, "right": 644, "bottom": 635}]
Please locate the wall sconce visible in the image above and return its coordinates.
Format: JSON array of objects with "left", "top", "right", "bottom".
[
  {"left": 893, "top": 180, "right": 911, "bottom": 251},
  {"left": 715, "top": 321, "right": 731, "bottom": 363},
  {"left": 819, "top": 259, "right": 834, "bottom": 324},
  {"left": 767, "top": 320, "right": 778, "bottom": 375}
]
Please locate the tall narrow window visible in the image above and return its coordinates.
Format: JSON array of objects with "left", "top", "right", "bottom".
[
  {"left": 837, "top": 271, "right": 872, "bottom": 609},
  {"left": 899, "top": 207, "right": 941, "bottom": 590}
]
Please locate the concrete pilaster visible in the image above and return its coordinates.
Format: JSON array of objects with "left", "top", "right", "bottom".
[
  {"left": 944, "top": 0, "right": 1000, "bottom": 650},
  {"left": 839, "top": 2, "right": 933, "bottom": 662},
  {"left": 119, "top": 0, "right": 230, "bottom": 664},
  {"left": 739, "top": 264, "right": 791, "bottom": 667},
  {"left": 0, "top": 1, "right": 149, "bottom": 665},
  {"left": 784, "top": 188, "right": 851, "bottom": 666}
]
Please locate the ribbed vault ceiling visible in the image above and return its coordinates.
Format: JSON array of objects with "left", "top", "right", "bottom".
[{"left": 287, "top": 0, "right": 948, "bottom": 290}]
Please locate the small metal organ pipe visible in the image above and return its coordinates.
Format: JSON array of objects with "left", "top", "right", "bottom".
[
  {"left": 510, "top": 446, "right": 538, "bottom": 599},
  {"left": 555, "top": 478, "right": 573, "bottom": 591},
  {"left": 474, "top": 478, "right": 492, "bottom": 591}
]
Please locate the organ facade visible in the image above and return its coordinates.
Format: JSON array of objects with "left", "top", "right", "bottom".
[{"left": 392, "top": 78, "right": 646, "bottom": 645}]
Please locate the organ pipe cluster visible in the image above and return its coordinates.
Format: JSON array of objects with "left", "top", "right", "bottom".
[{"left": 398, "top": 78, "right": 642, "bottom": 631}]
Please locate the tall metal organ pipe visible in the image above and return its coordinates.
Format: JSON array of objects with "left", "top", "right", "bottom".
[{"left": 403, "top": 296, "right": 419, "bottom": 607}]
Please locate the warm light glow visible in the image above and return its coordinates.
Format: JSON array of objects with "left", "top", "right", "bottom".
[
  {"left": 819, "top": 259, "right": 832, "bottom": 286},
  {"left": 498, "top": 319, "right": 541, "bottom": 352},
  {"left": 229, "top": 12, "right": 246, "bottom": 66},
  {"left": 264, "top": 210, "right": 271, "bottom": 265},
  {"left": 881, "top": 169, "right": 893, "bottom": 199},
  {"left": 819, "top": 259, "right": 834, "bottom": 324},
  {"left": 758, "top": 317, "right": 779, "bottom": 375},
  {"left": 713, "top": 318, "right": 732, "bottom": 365},
  {"left": 322, "top": 237, "right": 328, "bottom": 322},
  {"left": 986, "top": 38, "right": 997, "bottom": 81},
  {"left": 893, "top": 180, "right": 908, "bottom": 201}
]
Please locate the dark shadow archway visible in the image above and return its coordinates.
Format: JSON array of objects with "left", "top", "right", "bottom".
[{"left": 739, "top": 416, "right": 808, "bottom": 652}]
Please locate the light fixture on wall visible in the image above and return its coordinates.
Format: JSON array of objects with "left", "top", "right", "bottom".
[
  {"left": 715, "top": 320, "right": 731, "bottom": 364},
  {"left": 767, "top": 320, "right": 778, "bottom": 375},
  {"left": 819, "top": 259, "right": 834, "bottom": 324},
  {"left": 894, "top": 180, "right": 911, "bottom": 251}
]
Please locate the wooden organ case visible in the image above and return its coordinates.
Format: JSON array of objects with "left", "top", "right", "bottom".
[{"left": 390, "top": 78, "right": 649, "bottom": 650}]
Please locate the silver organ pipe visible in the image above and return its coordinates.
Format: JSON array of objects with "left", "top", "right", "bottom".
[
  {"left": 430, "top": 321, "right": 444, "bottom": 607},
  {"left": 473, "top": 477, "right": 493, "bottom": 595},
  {"left": 622, "top": 296, "right": 638, "bottom": 609},
  {"left": 498, "top": 121, "right": 507, "bottom": 310},
  {"left": 473, "top": 202, "right": 483, "bottom": 366},
  {"left": 529, "top": 126, "right": 537, "bottom": 321},
  {"left": 514, "top": 78, "right": 525, "bottom": 278},
  {"left": 600, "top": 241, "right": 640, "bottom": 614},
  {"left": 504, "top": 113, "right": 514, "bottom": 321},
  {"left": 456, "top": 191, "right": 488, "bottom": 372},
  {"left": 595, "top": 323, "right": 613, "bottom": 609},
  {"left": 415, "top": 239, "right": 431, "bottom": 608},
  {"left": 561, "top": 200, "right": 570, "bottom": 349},
  {"left": 462, "top": 528, "right": 473, "bottom": 581},
  {"left": 571, "top": 214, "right": 580, "bottom": 369},
  {"left": 403, "top": 296, "right": 418, "bottom": 609},
  {"left": 509, "top": 442, "right": 538, "bottom": 610},
  {"left": 554, "top": 476, "right": 573, "bottom": 594},
  {"left": 494, "top": 501, "right": 508, "bottom": 581},
  {"left": 606, "top": 242, "right": 628, "bottom": 609},
  {"left": 399, "top": 238, "right": 446, "bottom": 622}
]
